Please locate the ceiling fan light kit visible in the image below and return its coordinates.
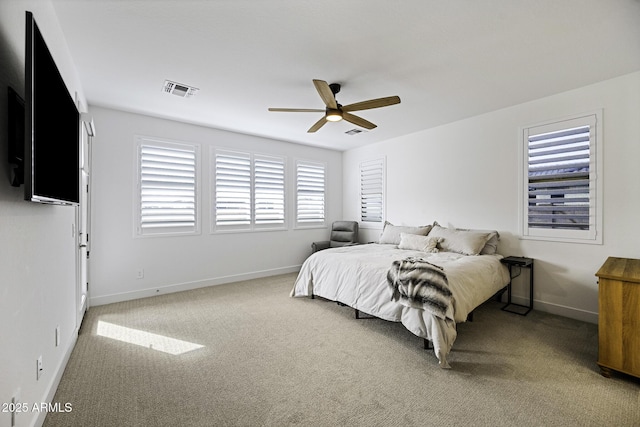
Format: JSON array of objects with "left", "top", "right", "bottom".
[
  {"left": 325, "top": 109, "right": 343, "bottom": 122},
  {"left": 268, "top": 79, "right": 400, "bottom": 133}
]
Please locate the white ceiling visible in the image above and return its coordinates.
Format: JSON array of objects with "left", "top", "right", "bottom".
[{"left": 51, "top": 0, "right": 640, "bottom": 151}]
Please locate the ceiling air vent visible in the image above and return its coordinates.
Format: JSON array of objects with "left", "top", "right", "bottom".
[
  {"left": 345, "top": 129, "right": 364, "bottom": 135},
  {"left": 162, "top": 80, "right": 199, "bottom": 98}
]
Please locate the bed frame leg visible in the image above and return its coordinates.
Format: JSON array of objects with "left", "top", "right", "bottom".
[{"left": 423, "top": 338, "right": 432, "bottom": 350}]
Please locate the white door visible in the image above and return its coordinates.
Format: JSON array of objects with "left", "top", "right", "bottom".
[
  {"left": 76, "top": 120, "right": 93, "bottom": 328},
  {"left": 77, "top": 171, "right": 89, "bottom": 323}
]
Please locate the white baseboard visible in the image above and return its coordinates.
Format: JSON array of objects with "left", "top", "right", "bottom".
[
  {"left": 507, "top": 294, "right": 598, "bottom": 324},
  {"left": 32, "top": 327, "right": 78, "bottom": 427},
  {"left": 90, "top": 265, "right": 302, "bottom": 307}
]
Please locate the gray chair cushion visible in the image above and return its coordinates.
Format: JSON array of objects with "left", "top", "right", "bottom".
[
  {"left": 330, "top": 221, "right": 359, "bottom": 244},
  {"left": 311, "top": 221, "right": 359, "bottom": 252}
]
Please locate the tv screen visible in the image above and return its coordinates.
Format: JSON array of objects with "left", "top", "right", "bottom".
[
  {"left": 24, "top": 11, "right": 80, "bottom": 205},
  {"left": 7, "top": 86, "right": 25, "bottom": 187}
]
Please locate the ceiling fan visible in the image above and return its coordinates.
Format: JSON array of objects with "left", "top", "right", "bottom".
[{"left": 268, "top": 79, "right": 401, "bottom": 133}]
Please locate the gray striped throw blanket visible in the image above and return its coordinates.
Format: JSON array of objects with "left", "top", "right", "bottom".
[{"left": 387, "top": 257, "right": 453, "bottom": 319}]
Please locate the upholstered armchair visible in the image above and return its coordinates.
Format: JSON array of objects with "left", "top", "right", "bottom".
[{"left": 311, "top": 221, "right": 359, "bottom": 253}]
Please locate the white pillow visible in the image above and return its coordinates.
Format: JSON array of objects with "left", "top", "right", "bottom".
[
  {"left": 398, "top": 233, "right": 442, "bottom": 253},
  {"left": 378, "top": 221, "right": 432, "bottom": 245},
  {"left": 427, "top": 225, "right": 492, "bottom": 256},
  {"left": 455, "top": 227, "right": 500, "bottom": 255},
  {"left": 477, "top": 231, "right": 499, "bottom": 255}
]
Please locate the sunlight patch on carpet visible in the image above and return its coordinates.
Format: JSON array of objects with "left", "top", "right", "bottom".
[{"left": 97, "top": 321, "right": 204, "bottom": 355}]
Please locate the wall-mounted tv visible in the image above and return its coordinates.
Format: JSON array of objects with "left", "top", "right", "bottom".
[
  {"left": 24, "top": 11, "right": 80, "bottom": 205},
  {"left": 7, "top": 86, "right": 25, "bottom": 187}
]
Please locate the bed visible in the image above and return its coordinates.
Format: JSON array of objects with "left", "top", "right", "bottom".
[{"left": 290, "top": 223, "right": 511, "bottom": 368}]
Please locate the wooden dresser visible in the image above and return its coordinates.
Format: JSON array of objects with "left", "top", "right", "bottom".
[{"left": 595, "top": 257, "right": 640, "bottom": 379}]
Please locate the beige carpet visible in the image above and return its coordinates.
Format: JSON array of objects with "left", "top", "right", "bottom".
[{"left": 44, "top": 273, "right": 639, "bottom": 426}]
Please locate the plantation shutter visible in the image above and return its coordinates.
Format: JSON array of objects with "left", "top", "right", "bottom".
[
  {"left": 215, "top": 151, "right": 251, "bottom": 227},
  {"left": 296, "top": 161, "right": 325, "bottom": 225},
  {"left": 255, "top": 155, "right": 285, "bottom": 226},
  {"left": 525, "top": 114, "right": 597, "bottom": 240},
  {"left": 360, "top": 158, "right": 384, "bottom": 224},
  {"left": 138, "top": 142, "right": 197, "bottom": 234}
]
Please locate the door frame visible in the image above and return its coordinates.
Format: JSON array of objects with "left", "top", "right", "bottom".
[{"left": 76, "top": 118, "right": 94, "bottom": 329}]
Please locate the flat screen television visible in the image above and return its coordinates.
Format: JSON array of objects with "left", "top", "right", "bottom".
[
  {"left": 24, "top": 11, "right": 80, "bottom": 205},
  {"left": 7, "top": 86, "right": 25, "bottom": 187}
]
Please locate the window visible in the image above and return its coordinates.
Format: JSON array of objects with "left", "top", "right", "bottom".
[
  {"left": 360, "top": 158, "right": 385, "bottom": 226},
  {"left": 213, "top": 149, "right": 285, "bottom": 231},
  {"left": 295, "top": 160, "right": 326, "bottom": 227},
  {"left": 214, "top": 151, "right": 251, "bottom": 227},
  {"left": 254, "top": 156, "right": 286, "bottom": 226},
  {"left": 135, "top": 136, "right": 200, "bottom": 236},
  {"left": 520, "top": 112, "right": 602, "bottom": 244}
]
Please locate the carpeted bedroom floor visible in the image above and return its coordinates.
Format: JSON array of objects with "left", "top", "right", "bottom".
[{"left": 44, "top": 273, "right": 639, "bottom": 426}]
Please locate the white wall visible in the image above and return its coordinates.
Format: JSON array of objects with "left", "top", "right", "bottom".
[
  {"left": 88, "top": 106, "right": 342, "bottom": 305},
  {"left": 344, "top": 71, "right": 640, "bottom": 323},
  {"left": 0, "top": 1, "right": 88, "bottom": 426}
]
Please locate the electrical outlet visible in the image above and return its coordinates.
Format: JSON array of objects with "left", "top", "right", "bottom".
[
  {"left": 37, "top": 355, "right": 43, "bottom": 380},
  {"left": 136, "top": 269, "right": 144, "bottom": 279}
]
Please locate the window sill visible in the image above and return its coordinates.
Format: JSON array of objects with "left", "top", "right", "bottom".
[
  {"left": 519, "top": 235, "right": 602, "bottom": 245},
  {"left": 294, "top": 224, "right": 328, "bottom": 231}
]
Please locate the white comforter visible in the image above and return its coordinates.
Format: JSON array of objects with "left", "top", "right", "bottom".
[{"left": 290, "top": 244, "right": 510, "bottom": 368}]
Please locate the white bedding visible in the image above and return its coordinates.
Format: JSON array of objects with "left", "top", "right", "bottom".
[{"left": 290, "top": 243, "right": 510, "bottom": 368}]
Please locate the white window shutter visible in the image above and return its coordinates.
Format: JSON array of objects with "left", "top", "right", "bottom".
[
  {"left": 296, "top": 161, "right": 325, "bottom": 225},
  {"left": 215, "top": 151, "right": 251, "bottom": 227},
  {"left": 255, "top": 155, "right": 285, "bottom": 226},
  {"left": 137, "top": 139, "right": 198, "bottom": 235},
  {"left": 360, "top": 158, "right": 385, "bottom": 224},
  {"left": 522, "top": 113, "right": 601, "bottom": 243}
]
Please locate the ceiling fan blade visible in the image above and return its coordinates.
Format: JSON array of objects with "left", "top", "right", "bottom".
[
  {"left": 268, "top": 108, "right": 325, "bottom": 112},
  {"left": 343, "top": 112, "right": 376, "bottom": 130},
  {"left": 342, "top": 96, "right": 401, "bottom": 112},
  {"left": 313, "top": 79, "right": 337, "bottom": 109},
  {"left": 307, "top": 116, "right": 327, "bottom": 133}
]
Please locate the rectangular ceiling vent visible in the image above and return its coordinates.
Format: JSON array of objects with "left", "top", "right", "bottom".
[
  {"left": 162, "top": 80, "right": 199, "bottom": 98},
  {"left": 345, "top": 129, "right": 364, "bottom": 135}
]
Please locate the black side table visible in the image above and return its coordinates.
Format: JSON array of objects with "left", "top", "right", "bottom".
[{"left": 500, "top": 256, "right": 534, "bottom": 315}]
